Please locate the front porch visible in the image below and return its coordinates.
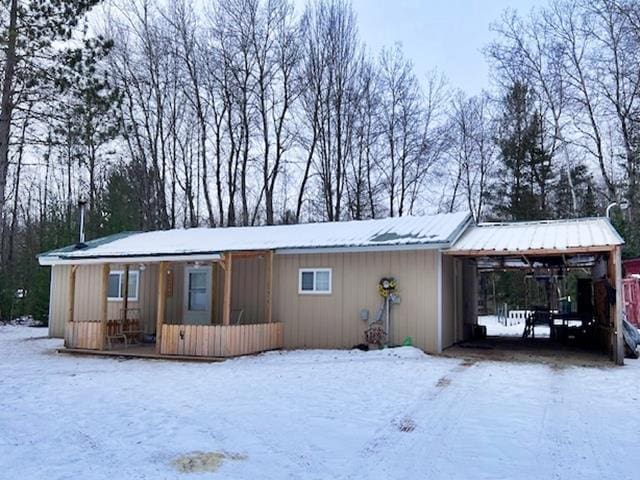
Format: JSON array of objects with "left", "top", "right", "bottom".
[{"left": 62, "top": 250, "right": 284, "bottom": 359}]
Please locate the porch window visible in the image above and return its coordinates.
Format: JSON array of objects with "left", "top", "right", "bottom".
[
  {"left": 298, "top": 268, "right": 332, "bottom": 294},
  {"left": 107, "top": 270, "right": 139, "bottom": 301}
]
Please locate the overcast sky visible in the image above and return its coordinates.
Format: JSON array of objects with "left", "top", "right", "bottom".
[{"left": 304, "top": 0, "right": 544, "bottom": 94}]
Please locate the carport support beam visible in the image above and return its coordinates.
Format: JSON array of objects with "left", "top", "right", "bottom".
[{"left": 614, "top": 246, "right": 624, "bottom": 365}]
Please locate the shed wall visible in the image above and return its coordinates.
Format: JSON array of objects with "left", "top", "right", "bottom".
[{"left": 272, "top": 250, "right": 441, "bottom": 353}]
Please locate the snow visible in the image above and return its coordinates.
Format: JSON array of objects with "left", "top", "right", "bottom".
[
  {"left": 2, "top": 325, "right": 640, "bottom": 480},
  {"left": 479, "top": 314, "right": 550, "bottom": 337},
  {"left": 39, "top": 211, "right": 471, "bottom": 262}
]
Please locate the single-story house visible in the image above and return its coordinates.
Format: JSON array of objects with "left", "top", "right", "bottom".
[{"left": 38, "top": 212, "right": 626, "bottom": 363}]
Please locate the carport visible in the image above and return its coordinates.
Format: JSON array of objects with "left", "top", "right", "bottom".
[{"left": 445, "top": 217, "right": 625, "bottom": 365}]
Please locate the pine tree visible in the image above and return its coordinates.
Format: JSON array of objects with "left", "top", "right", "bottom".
[{"left": 492, "top": 82, "right": 554, "bottom": 221}]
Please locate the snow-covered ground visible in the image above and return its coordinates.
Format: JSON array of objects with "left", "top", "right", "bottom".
[
  {"left": 1, "top": 325, "right": 639, "bottom": 480},
  {"left": 479, "top": 314, "right": 550, "bottom": 337}
]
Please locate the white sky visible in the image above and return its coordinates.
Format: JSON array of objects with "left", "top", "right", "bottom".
[{"left": 295, "top": 0, "right": 545, "bottom": 94}]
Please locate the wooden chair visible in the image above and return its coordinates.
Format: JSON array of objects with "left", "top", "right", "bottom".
[
  {"left": 120, "top": 307, "right": 144, "bottom": 346},
  {"left": 105, "top": 320, "right": 127, "bottom": 350}
]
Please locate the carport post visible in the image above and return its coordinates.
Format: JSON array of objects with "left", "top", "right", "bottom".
[{"left": 614, "top": 246, "right": 624, "bottom": 365}]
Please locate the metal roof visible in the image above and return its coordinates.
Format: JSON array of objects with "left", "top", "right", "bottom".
[
  {"left": 448, "top": 217, "right": 623, "bottom": 255},
  {"left": 39, "top": 211, "right": 472, "bottom": 264}
]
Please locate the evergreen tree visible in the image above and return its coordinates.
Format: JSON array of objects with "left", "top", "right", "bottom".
[{"left": 491, "top": 82, "right": 554, "bottom": 221}]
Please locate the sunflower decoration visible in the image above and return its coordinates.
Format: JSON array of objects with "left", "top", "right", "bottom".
[{"left": 378, "top": 277, "right": 397, "bottom": 298}]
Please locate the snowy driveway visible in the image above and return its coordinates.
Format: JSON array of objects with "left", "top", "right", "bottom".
[{"left": 1, "top": 325, "right": 639, "bottom": 480}]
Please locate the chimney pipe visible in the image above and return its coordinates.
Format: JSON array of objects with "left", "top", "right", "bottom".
[{"left": 77, "top": 199, "right": 87, "bottom": 247}]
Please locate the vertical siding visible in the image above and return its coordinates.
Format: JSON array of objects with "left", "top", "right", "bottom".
[
  {"left": 229, "top": 256, "right": 266, "bottom": 324},
  {"left": 50, "top": 258, "right": 269, "bottom": 338},
  {"left": 49, "top": 251, "right": 448, "bottom": 352},
  {"left": 165, "top": 263, "right": 185, "bottom": 324},
  {"left": 272, "top": 250, "right": 441, "bottom": 353},
  {"left": 48, "top": 265, "right": 70, "bottom": 338},
  {"left": 441, "top": 254, "right": 455, "bottom": 349}
]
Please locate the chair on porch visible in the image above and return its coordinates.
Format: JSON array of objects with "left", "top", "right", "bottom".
[
  {"left": 120, "top": 307, "right": 144, "bottom": 346},
  {"left": 105, "top": 308, "right": 145, "bottom": 349}
]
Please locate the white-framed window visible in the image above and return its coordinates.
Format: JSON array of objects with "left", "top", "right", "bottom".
[
  {"left": 298, "top": 268, "right": 332, "bottom": 295},
  {"left": 107, "top": 270, "right": 140, "bottom": 301}
]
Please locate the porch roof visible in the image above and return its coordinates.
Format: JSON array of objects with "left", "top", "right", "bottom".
[{"left": 38, "top": 211, "right": 472, "bottom": 265}]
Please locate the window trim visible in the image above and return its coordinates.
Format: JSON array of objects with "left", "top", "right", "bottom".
[
  {"left": 107, "top": 270, "right": 140, "bottom": 302},
  {"left": 298, "top": 268, "right": 332, "bottom": 295}
]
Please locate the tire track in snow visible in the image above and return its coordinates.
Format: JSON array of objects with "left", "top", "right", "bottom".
[{"left": 341, "top": 360, "right": 478, "bottom": 480}]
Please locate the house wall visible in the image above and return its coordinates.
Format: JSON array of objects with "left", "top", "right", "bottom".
[
  {"left": 48, "top": 263, "right": 161, "bottom": 337},
  {"left": 48, "top": 257, "right": 268, "bottom": 338},
  {"left": 272, "top": 250, "right": 442, "bottom": 353},
  {"left": 48, "top": 250, "right": 448, "bottom": 353},
  {"left": 48, "top": 265, "right": 68, "bottom": 338},
  {"left": 441, "top": 254, "right": 456, "bottom": 349}
]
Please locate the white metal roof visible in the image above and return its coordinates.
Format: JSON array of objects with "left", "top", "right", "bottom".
[
  {"left": 39, "top": 211, "right": 472, "bottom": 264},
  {"left": 448, "top": 217, "right": 623, "bottom": 255}
]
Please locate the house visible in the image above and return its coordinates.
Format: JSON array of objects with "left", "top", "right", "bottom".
[{"left": 37, "top": 212, "right": 626, "bottom": 363}]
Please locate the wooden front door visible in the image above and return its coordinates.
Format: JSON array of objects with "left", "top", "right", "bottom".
[{"left": 183, "top": 265, "right": 212, "bottom": 325}]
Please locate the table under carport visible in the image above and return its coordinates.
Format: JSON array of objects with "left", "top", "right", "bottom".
[{"left": 445, "top": 217, "right": 625, "bottom": 365}]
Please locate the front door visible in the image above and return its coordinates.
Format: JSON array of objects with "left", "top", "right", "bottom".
[{"left": 183, "top": 265, "right": 212, "bottom": 325}]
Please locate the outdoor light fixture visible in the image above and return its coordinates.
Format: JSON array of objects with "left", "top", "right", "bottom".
[
  {"left": 138, "top": 263, "right": 146, "bottom": 271},
  {"left": 606, "top": 200, "right": 629, "bottom": 218}
]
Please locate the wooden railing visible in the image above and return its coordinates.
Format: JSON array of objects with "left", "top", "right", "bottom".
[
  {"left": 65, "top": 321, "right": 102, "bottom": 350},
  {"left": 159, "top": 323, "right": 284, "bottom": 357}
]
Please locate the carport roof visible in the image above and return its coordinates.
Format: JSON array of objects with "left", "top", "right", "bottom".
[{"left": 448, "top": 217, "right": 624, "bottom": 256}]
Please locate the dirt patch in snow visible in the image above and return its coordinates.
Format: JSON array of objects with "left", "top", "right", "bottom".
[
  {"left": 394, "top": 417, "right": 416, "bottom": 432},
  {"left": 172, "top": 451, "right": 247, "bottom": 473},
  {"left": 436, "top": 376, "right": 451, "bottom": 388},
  {"left": 20, "top": 335, "right": 50, "bottom": 342},
  {"left": 459, "top": 359, "right": 476, "bottom": 367}
]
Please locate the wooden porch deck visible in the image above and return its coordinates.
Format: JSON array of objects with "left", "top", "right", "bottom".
[{"left": 57, "top": 344, "right": 225, "bottom": 362}]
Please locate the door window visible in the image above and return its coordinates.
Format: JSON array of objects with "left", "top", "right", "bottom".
[{"left": 188, "top": 271, "right": 208, "bottom": 311}]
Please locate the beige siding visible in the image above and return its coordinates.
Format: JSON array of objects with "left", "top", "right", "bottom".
[
  {"left": 48, "top": 265, "right": 70, "bottom": 338},
  {"left": 442, "top": 256, "right": 478, "bottom": 348},
  {"left": 272, "top": 250, "right": 441, "bottom": 353},
  {"left": 441, "top": 254, "right": 455, "bottom": 349},
  {"left": 49, "top": 263, "right": 159, "bottom": 336},
  {"left": 48, "top": 250, "right": 448, "bottom": 352},
  {"left": 49, "top": 257, "right": 268, "bottom": 338}
]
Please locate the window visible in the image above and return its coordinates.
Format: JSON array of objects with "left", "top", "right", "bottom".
[
  {"left": 107, "top": 270, "right": 139, "bottom": 301},
  {"left": 187, "top": 270, "right": 208, "bottom": 311},
  {"left": 298, "top": 268, "right": 332, "bottom": 294}
]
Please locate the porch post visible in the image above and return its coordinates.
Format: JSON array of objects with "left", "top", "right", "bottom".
[
  {"left": 265, "top": 250, "right": 274, "bottom": 323},
  {"left": 211, "top": 262, "right": 218, "bottom": 324},
  {"left": 100, "top": 263, "right": 110, "bottom": 350},
  {"left": 222, "top": 253, "right": 233, "bottom": 326},
  {"left": 123, "top": 264, "right": 130, "bottom": 322},
  {"left": 155, "top": 261, "right": 168, "bottom": 354},
  {"left": 65, "top": 265, "right": 77, "bottom": 347}
]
